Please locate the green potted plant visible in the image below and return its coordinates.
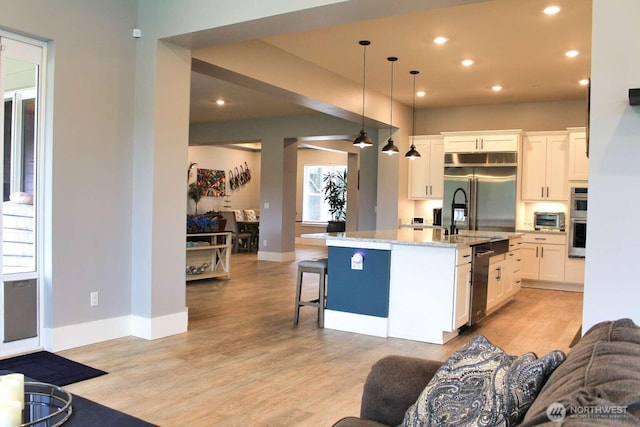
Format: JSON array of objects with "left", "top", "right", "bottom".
[
  {"left": 188, "top": 182, "right": 204, "bottom": 214},
  {"left": 322, "top": 169, "right": 347, "bottom": 232}
]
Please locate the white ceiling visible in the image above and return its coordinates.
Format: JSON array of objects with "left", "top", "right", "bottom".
[{"left": 189, "top": 0, "right": 592, "bottom": 124}]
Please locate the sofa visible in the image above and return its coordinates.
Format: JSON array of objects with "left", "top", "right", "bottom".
[{"left": 334, "top": 319, "right": 640, "bottom": 426}]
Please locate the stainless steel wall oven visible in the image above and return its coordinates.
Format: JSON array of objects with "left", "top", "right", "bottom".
[{"left": 569, "top": 187, "right": 587, "bottom": 257}]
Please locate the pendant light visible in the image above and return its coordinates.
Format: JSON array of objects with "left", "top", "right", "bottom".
[
  {"left": 353, "top": 40, "right": 373, "bottom": 148},
  {"left": 405, "top": 70, "right": 422, "bottom": 159},
  {"left": 381, "top": 57, "right": 399, "bottom": 155}
]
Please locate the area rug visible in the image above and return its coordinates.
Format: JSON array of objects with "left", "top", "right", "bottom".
[
  {"left": 65, "top": 394, "right": 159, "bottom": 427},
  {"left": 0, "top": 351, "right": 107, "bottom": 386}
]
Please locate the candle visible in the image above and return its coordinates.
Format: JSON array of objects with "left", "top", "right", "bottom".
[
  {"left": 0, "top": 378, "right": 22, "bottom": 410},
  {"left": 0, "top": 400, "right": 21, "bottom": 427},
  {"left": 1, "top": 375, "right": 23, "bottom": 410}
]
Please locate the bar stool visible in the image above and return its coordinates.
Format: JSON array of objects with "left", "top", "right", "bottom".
[{"left": 293, "top": 258, "right": 328, "bottom": 328}]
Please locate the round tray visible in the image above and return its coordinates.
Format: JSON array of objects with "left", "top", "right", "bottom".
[{"left": 20, "top": 382, "right": 73, "bottom": 427}]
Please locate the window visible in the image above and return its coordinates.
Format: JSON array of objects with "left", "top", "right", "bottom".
[{"left": 302, "top": 164, "right": 346, "bottom": 222}]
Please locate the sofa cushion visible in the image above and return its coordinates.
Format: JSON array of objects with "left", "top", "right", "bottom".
[
  {"left": 360, "top": 356, "right": 443, "bottom": 426},
  {"left": 332, "top": 416, "right": 389, "bottom": 427},
  {"left": 522, "top": 318, "right": 640, "bottom": 426},
  {"left": 400, "top": 335, "right": 564, "bottom": 427}
]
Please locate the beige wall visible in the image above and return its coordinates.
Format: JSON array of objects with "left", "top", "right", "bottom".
[
  {"left": 416, "top": 100, "right": 587, "bottom": 134},
  {"left": 188, "top": 146, "right": 261, "bottom": 214}
]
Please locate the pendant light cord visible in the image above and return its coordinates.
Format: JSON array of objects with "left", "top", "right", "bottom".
[
  {"left": 411, "top": 71, "right": 418, "bottom": 147},
  {"left": 389, "top": 59, "right": 394, "bottom": 135},
  {"left": 361, "top": 43, "right": 367, "bottom": 129}
]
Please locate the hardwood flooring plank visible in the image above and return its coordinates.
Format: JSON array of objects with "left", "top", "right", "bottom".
[{"left": 60, "top": 245, "right": 583, "bottom": 426}]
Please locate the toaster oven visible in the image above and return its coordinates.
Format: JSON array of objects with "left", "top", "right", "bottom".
[{"left": 534, "top": 212, "right": 565, "bottom": 231}]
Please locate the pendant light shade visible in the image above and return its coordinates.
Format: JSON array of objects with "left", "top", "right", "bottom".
[
  {"left": 381, "top": 56, "right": 399, "bottom": 155},
  {"left": 354, "top": 40, "right": 373, "bottom": 148},
  {"left": 405, "top": 70, "right": 422, "bottom": 159}
]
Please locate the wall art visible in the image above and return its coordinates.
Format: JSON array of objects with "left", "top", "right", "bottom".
[{"left": 197, "top": 168, "right": 226, "bottom": 197}]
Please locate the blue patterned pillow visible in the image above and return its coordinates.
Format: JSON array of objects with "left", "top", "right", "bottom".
[{"left": 400, "top": 335, "right": 565, "bottom": 427}]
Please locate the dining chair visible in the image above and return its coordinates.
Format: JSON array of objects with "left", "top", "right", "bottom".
[{"left": 220, "top": 211, "right": 253, "bottom": 253}]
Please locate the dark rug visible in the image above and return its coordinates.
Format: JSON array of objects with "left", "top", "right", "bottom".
[
  {"left": 0, "top": 370, "right": 157, "bottom": 427},
  {"left": 0, "top": 351, "right": 107, "bottom": 386},
  {"left": 67, "top": 394, "right": 158, "bottom": 427}
]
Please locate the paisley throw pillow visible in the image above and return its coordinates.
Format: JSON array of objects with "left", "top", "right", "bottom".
[{"left": 400, "top": 335, "right": 565, "bottom": 427}]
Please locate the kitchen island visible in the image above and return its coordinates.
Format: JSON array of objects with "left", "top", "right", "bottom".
[{"left": 304, "top": 229, "right": 522, "bottom": 344}]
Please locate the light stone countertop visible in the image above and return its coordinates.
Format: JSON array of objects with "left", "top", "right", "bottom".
[{"left": 302, "top": 228, "right": 523, "bottom": 249}]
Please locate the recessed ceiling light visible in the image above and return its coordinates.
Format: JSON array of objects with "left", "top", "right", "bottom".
[
  {"left": 216, "top": 99, "right": 225, "bottom": 105},
  {"left": 434, "top": 36, "right": 449, "bottom": 45},
  {"left": 543, "top": 5, "right": 560, "bottom": 15},
  {"left": 461, "top": 59, "right": 474, "bottom": 67},
  {"left": 565, "top": 50, "right": 579, "bottom": 58},
  {"left": 579, "top": 79, "right": 590, "bottom": 86},
  {"left": 492, "top": 85, "right": 503, "bottom": 92},
  {"left": 416, "top": 90, "right": 426, "bottom": 97}
]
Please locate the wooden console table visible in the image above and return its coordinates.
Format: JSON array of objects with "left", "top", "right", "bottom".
[{"left": 186, "top": 232, "right": 232, "bottom": 281}]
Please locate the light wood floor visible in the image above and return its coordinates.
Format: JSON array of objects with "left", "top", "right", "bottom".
[{"left": 60, "top": 245, "right": 583, "bottom": 426}]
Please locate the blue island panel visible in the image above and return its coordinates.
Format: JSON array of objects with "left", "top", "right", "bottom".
[{"left": 326, "top": 246, "right": 391, "bottom": 317}]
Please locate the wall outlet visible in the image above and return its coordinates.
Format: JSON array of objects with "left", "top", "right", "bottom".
[
  {"left": 263, "top": 239, "right": 267, "bottom": 247},
  {"left": 90, "top": 292, "right": 99, "bottom": 307}
]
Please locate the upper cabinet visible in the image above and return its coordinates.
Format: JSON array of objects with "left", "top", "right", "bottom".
[
  {"left": 521, "top": 132, "right": 568, "bottom": 201},
  {"left": 442, "top": 130, "right": 521, "bottom": 153},
  {"left": 408, "top": 136, "right": 444, "bottom": 200},
  {"left": 567, "top": 127, "right": 589, "bottom": 182}
]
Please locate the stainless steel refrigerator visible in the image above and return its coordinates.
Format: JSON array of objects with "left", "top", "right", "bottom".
[{"left": 443, "top": 152, "right": 517, "bottom": 232}]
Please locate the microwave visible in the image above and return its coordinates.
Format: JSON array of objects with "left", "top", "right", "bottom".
[{"left": 534, "top": 212, "right": 565, "bottom": 231}]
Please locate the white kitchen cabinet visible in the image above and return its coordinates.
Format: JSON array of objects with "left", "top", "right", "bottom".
[
  {"left": 506, "top": 237, "right": 522, "bottom": 297},
  {"left": 442, "top": 130, "right": 521, "bottom": 153},
  {"left": 564, "top": 257, "right": 585, "bottom": 284},
  {"left": 520, "top": 233, "right": 566, "bottom": 282},
  {"left": 521, "top": 132, "right": 568, "bottom": 201},
  {"left": 568, "top": 127, "right": 589, "bottom": 181},
  {"left": 486, "top": 254, "right": 505, "bottom": 312},
  {"left": 453, "top": 247, "right": 472, "bottom": 329},
  {"left": 408, "top": 136, "right": 444, "bottom": 199}
]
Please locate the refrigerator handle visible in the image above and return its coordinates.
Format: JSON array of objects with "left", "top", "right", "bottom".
[
  {"left": 474, "top": 177, "right": 479, "bottom": 230},
  {"left": 467, "top": 178, "right": 473, "bottom": 230}
]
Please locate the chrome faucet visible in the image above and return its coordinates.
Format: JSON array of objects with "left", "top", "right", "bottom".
[{"left": 450, "top": 187, "right": 468, "bottom": 235}]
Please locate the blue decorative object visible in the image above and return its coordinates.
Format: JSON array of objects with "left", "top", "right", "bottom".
[{"left": 186, "top": 214, "right": 222, "bottom": 233}]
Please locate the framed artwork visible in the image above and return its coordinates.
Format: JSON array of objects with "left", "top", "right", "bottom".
[{"left": 197, "top": 168, "right": 226, "bottom": 197}]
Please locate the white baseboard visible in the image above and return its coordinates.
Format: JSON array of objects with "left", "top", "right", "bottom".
[
  {"left": 521, "top": 280, "right": 584, "bottom": 292},
  {"left": 42, "top": 315, "right": 132, "bottom": 352},
  {"left": 324, "top": 310, "right": 388, "bottom": 338},
  {"left": 257, "top": 251, "right": 296, "bottom": 262},
  {"left": 41, "top": 309, "right": 189, "bottom": 352},
  {"left": 131, "top": 309, "right": 188, "bottom": 340}
]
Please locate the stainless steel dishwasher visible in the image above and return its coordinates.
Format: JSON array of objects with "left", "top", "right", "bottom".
[{"left": 469, "top": 243, "right": 493, "bottom": 326}]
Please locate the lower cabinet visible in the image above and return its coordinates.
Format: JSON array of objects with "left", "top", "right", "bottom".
[
  {"left": 507, "top": 237, "right": 522, "bottom": 297},
  {"left": 486, "top": 254, "right": 507, "bottom": 312},
  {"left": 564, "top": 257, "right": 585, "bottom": 284},
  {"left": 453, "top": 247, "right": 472, "bottom": 329},
  {"left": 521, "top": 233, "right": 566, "bottom": 282},
  {"left": 487, "top": 237, "right": 522, "bottom": 313}
]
